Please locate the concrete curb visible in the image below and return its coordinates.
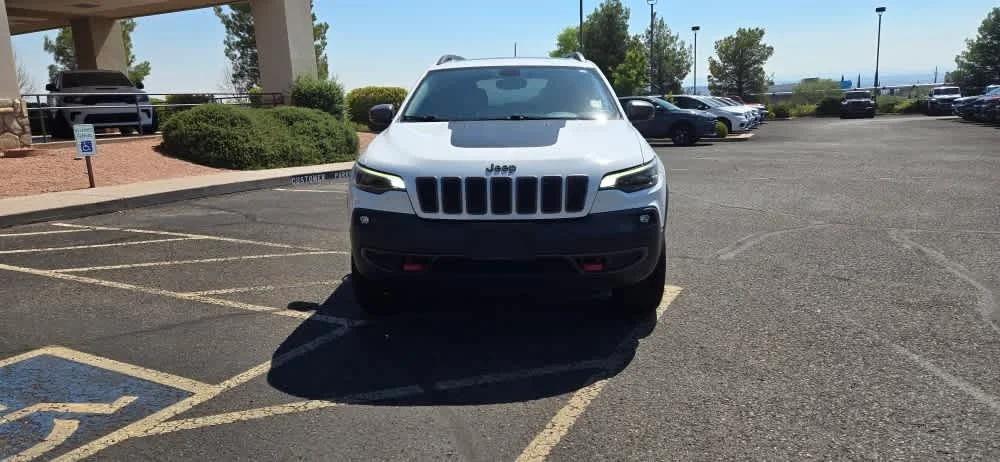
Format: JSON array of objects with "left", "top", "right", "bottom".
[{"left": 0, "top": 163, "right": 354, "bottom": 228}]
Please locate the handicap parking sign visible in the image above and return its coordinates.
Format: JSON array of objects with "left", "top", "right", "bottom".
[
  {"left": 0, "top": 347, "right": 205, "bottom": 460},
  {"left": 73, "top": 124, "right": 97, "bottom": 159}
]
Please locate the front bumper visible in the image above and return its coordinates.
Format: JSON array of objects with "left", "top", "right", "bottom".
[
  {"left": 57, "top": 105, "right": 155, "bottom": 127},
  {"left": 351, "top": 207, "right": 665, "bottom": 291},
  {"left": 841, "top": 105, "right": 875, "bottom": 116}
]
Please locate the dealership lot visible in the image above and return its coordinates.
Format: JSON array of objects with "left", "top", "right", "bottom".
[{"left": 1, "top": 115, "right": 998, "bottom": 460}]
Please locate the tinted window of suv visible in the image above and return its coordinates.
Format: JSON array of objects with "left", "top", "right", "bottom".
[
  {"left": 61, "top": 72, "right": 134, "bottom": 88},
  {"left": 402, "top": 66, "right": 621, "bottom": 121}
]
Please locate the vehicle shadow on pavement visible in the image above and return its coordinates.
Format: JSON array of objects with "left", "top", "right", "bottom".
[
  {"left": 646, "top": 141, "right": 714, "bottom": 148},
  {"left": 267, "top": 282, "right": 655, "bottom": 406}
]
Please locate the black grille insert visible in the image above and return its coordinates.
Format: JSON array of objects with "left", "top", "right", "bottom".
[
  {"left": 490, "top": 177, "right": 513, "bottom": 215},
  {"left": 516, "top": 177, "right": 538, "bottom": 214},
  {"left": 415, "top": 177, "right": 438, "bottom": 213},
  {"left": 565, "top": 176, "right": 588, "bottom": 212},
  {"left": 465, "top": 177, "right": 487, "bottom": 215},
  {"left": 441, "top": 177, "right": 462, "bottom": 214},
  {"left": 541, "top": 176, "right": 563, "bottom": 213}
]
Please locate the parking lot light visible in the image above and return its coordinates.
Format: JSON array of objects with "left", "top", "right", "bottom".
[
  {"left": 692, "top": 26, "right": 700, "bottom": 94},
  {"left": 874, "top": 7, "right": 887, "bottom": 102},
  {"left": 648, "top": 0, "right": 658, "bottom": 94}
]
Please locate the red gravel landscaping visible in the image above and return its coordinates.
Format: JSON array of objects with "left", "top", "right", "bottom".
[{"left": 0, "top": 133, "right": 374, "bottom": 199}]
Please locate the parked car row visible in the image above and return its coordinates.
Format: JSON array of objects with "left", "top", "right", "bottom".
[
  {"left": 618, "top": 94, "right": 767, "bottom": 146},
  {"left": 953, "top": 85, "right": 1000, "bottom": 122}
]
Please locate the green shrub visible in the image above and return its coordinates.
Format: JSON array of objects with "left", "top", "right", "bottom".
[
  {"left": 789, "top": 104, "right": 817, "bottom": 117},
  {"left": 248, "top": 87, "right": 264, "bottom": 108},
  {"left": 346, "top": 86, "right": 408, "bottom": 127},
  {"left": 157, "top": 94, "right": 214, "bottom": 126},
  {"left": 816, "top": 97, "right": 842, "bottom": 116},
  {"left": 715, "top": 121, "right": 729, "bottom": 138},
  {"left": 894, "top": 99, "right": 920, "bottom": 114},
  {"left": 772, "top": 104, "right": 791, "bottom": 119},
  {"left": 290, "top": 75, "right": 346, "bottom": 118},
  {"left": 877, "top": 95, "right": 904, "bottom": 114},
  {"left": 161, "top": 104, "right": 358, "bottom": 170}
]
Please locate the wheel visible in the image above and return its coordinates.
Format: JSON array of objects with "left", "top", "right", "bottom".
[
  {"left": 51, "top": 112, "right": 73, "bottom": 139},
  {"left": 670, "top": 124, "right": 695, "bottom": 146},
  {"left": 119, "top": 127, "right": 136, "bottom": 135},
  {"left": 612, "top": 247, "right": 666, "bottom": 316},
  {"left": 351, "top": 257, "right": 397, "bottom": 316},
  {"left": 719, "top": 119, "right": 732, "bottom": 137}
]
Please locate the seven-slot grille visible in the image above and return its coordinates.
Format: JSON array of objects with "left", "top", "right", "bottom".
[{"left": 415, "top": 176, "right": 589, "bottom": 216}]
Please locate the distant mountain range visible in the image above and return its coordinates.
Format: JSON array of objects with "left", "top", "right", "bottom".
[{"left": 683, "top": 72, "right": 953, "bottom": 96}]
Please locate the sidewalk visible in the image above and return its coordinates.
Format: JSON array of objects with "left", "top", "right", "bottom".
[{"left": 0, "top": 162, "right": 354, "bottom": 228}]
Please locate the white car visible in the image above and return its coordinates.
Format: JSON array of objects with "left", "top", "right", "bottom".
[
  {"left": 45, "top": 69, "right": 155, "bottom": 138},
  {"left": 349, "top": 53, "right": 668, "bottom": 315},
  {"left": 672, "top": 95, "right": 752, "bottom": 133}
]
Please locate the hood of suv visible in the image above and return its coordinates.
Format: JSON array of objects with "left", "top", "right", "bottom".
[{"left": 362, "top": 119, "right": 648, "bottom": 179}]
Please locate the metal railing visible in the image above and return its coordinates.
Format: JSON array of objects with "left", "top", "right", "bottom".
[{"left": 22, "top": 91, "right": 284, "bottom": 142}]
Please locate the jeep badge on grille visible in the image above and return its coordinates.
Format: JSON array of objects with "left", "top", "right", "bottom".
[{"left": 486, "top": 164, "right": 517, "bottom": 175}]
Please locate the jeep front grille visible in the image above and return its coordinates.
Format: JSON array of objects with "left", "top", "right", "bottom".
[{"left": 415, "top": 175, "right": 589, "bottom": 216}]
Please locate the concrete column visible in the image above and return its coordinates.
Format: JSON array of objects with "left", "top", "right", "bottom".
[
  {"left": 71, "top": 17, "right": 126, "bottom": 72},
  {"left": 250, "top": 0, "right": 318, "bottom": 95},
  {"left": 0, "top": 0, "right": 31, "bottom": 151}
]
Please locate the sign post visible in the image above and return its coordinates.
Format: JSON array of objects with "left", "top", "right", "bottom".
[{"left": 73, "top": 124, "right": 97, "bottom": 188}]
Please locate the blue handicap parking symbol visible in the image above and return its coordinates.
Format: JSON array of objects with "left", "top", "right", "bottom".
[
  {"left": 0, "top": 348, "right": 200, "bottom": 460},
  {"left": 80, "top": 140, "right": 94, "bottom": 154}
]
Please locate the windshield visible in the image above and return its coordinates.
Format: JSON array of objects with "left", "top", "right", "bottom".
[
  {"left": 933, "top": 88, "right": 960, "bottom": 96},
  {"left": 402, "top": 66, "right": 620, "bottom": 121},
  {"left": 845, "top": 92, "right": 871, "bottom": 99},
  {"left": 60, "top": 72, "right": 134, "bottom": 88},
  {"left": 651, "top": 98, "right": 681, "bottom": 111},
  {"left": 985, "top": 87, "right": 1000, "bottom": 96},
  {"left": 698, "top": 97, "right": 723, "bottom": 108}
]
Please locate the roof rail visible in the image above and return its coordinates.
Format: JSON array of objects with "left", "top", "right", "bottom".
[
  {"left": 436, "top": 54, "right": 465, "bottom": 65},
  {"left": 563, "top": 52, "right": 586, "bottom": 62}
]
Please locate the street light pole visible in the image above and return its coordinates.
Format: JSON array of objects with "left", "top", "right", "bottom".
[
  {"left": 692, "top": 26, "right": 700, "bottom": 94},
  {"left": 874, "top": 7, "right": 886, "bottom": 101},
  {"left": 579, "top": 0, "right": 584, "bottom": 54},
  {"left": 648, "top": 0, "right": 657, "bottom": 94}
]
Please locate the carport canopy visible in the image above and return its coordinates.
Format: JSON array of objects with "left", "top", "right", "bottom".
[{"left": 0, "top": 0, "right": 318, "bottom": 98}]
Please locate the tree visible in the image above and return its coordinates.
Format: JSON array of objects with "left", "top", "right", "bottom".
[
  {"left": 16, "top": 56, "right": 35, "bottom": 94},
  {"left": 42, "top": 20, "right": 150, "bottom": 84},
  {"left": 951, "top": 7, "right": 1000, "bottom": 94},
  {"left": 646, "top": 18, "right": 691, "bottom": 94},
  {"left": 707, "top": 28, "right": 774, "bottom": 97},
  {"left": 581, "top": 0, "right": 630, "bottom": 81},
  {"left": 611, "top": 40, "right": 648, "bottom": 96},
  {"left": 549, "top": 26, "right": 579, "bottom": 58},
  {"left": 121, "top": 19, "right": 152, "bottom": 84},
  {"left": 792, "top": 78, "right": 841, "bottom": 104},
  {"left": 214, "top": 1, "right": 330, "bottom": 92},
  {"left": 42, "top": 28, "right": 74, "bottom": 81}
]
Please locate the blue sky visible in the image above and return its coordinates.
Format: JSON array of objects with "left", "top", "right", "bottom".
[{"left": 11, "top": 0, "right": 997, "bottom": 94}]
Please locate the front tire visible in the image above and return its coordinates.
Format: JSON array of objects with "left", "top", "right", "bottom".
[
  {"left": 612, "top": 248, "right": 666, "bottom": 316},
  {"left": 670, "top": 124, "right": 695, "bottom": 146},
  {"left": 351, "top": 258, "right": 397, "bottom": 316}
]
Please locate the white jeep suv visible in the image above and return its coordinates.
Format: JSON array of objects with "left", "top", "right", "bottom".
[
  {"left": 45, "top": 70, "right": 155, "bottom": 138},
  {"left": 348, "top": 54, "right": 668, "bottom": 315}
]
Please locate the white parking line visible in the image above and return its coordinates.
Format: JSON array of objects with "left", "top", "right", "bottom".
[
  {"left": 183, "top": 280, "right": 342, "bottom": 296},
  {"left": 51, "top": 251, "right": 347, "bottom": 273},
  {"left": 0, "top": 229, "right": 93, "bottom": 238},
  {"left": 0, "top": 237, "right": 199, "bottom": 255},
  {"left": 50, "top": 223, "right": 325, "bottom": 251},
  {"left": 272, "top": 188, "right": 347, "bottom": 194},
  {"left": 0, "top": 262, "right": 353, "bottom": 326},
  {"left": 516, "top": 286, "right": 683, "bottom": 462}
]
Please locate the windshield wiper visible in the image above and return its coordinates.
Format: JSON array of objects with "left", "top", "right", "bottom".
[
  {"left": 483, "top": 115, "right": 583, "bottom": 121},
  {"left": 402, "top": 114, "right": 446, "bottom": 122}
]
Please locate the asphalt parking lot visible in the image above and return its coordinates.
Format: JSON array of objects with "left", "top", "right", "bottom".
[{"left": 1, "top": 115, "right": 998, "bottom": 461}]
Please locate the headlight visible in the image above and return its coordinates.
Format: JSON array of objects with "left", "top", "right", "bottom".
[
  {"left": 599, "top": 161, "right": 659, "bottom": 193},
  {"left": 353, "top": 164, "right": 405, "bottom": 194}
]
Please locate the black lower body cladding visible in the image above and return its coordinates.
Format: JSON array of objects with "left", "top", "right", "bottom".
[{"left": 350, "top": 207, "right": 665, "bottom": 292}]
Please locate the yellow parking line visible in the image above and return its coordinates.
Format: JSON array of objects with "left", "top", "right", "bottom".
[
  {"left": 0, "top": 229, "right": 93, "bottom": 237},
  {"left": 516, "top": 286, "right": 683, "bottom": 462},
  {"left": 0, "top": 346, "right": 212, "bottom": 393},
  {"left": 0, "top": 237, "right": 199, "bottom": 255},
  {"left": 54, "top": 324, "right": 352, "bottom": 462},
  {"left": 50, "top": 251, "right": 347, "bottom": 273},
  {"left": 7, "top": 419, "right": 80, "bottom": 462},
  {"left": 50, "top": 223, "right": 326, "bottom": 251}
]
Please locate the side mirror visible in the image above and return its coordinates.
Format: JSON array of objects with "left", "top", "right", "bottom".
[
  {"left": 135, "top": 82, "right": 145, "bottom": 90},
  {"left": 626, "top": 100, "right": 655, "bottom": 121},
  {"left": 45, "top": 83, "right": 58, "bottom": 92},
  {"left": 369, "top": 104, "right": 395, "bottom": 131}
]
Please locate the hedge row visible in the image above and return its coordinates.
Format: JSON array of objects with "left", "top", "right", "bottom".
[
  {"left": 346, "top": 86, "right": 408, "bottom": 129},
  {"left": 161, "top": 105, "right": 358, "bottom": 170}
]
